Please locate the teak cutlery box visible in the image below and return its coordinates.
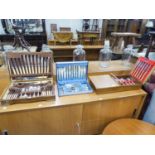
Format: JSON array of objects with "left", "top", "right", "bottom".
[
  {"left": 89, "top": 57, "right": 155, "bottom": 94},
  {"left": 56, "top": 61, "right": 93, "bottom": 96},
  {"left": 1, "top": 52, "right": 55, "bottom": 105}
]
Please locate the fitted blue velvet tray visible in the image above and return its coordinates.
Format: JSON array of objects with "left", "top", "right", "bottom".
[{"left": 56, "top": 61, "right": 93, "bottom": 96}]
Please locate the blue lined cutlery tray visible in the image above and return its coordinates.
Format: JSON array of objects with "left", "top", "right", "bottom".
[{"left": 56, "top": 61, "right": 93, "bottom": 96}]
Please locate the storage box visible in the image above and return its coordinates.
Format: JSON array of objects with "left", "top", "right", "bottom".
[
  {"left": 1, "top": 52, "right": 55, "bottom": 105},
  {"left": 56, "top": 61, "right": 93, "bottom": 96},
  {"left": 89, "top": 57, "right": 155, "bottom": 94}
]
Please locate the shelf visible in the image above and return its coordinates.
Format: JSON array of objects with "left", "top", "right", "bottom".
[{"left": 54, "top": 55, "right": 73, "bottom": 58}]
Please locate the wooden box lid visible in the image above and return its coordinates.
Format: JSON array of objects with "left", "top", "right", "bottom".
[
  {"left": 6, "top": 52, "right": 53, "bottom": 81},
  {"left": 130, "top": 57, "right": 155, "bottom": 84},
  {"left": 89, "top": 75, "right": 119, "bottom": 89}
]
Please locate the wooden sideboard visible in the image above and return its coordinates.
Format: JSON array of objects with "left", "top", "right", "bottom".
[
  {"left": 0, "top": 61, "right": 146, "bottom": 135},
  {"left": 49, "top": 45, "right": 103, "bottom": 61}
]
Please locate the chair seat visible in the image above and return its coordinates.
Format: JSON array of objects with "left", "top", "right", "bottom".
[{"left": 102, "top": 118, "right": 155, "bottom": 135}]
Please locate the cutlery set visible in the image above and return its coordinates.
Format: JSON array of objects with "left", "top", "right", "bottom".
[
  {"left": 6, "top": 82, "right": 54, "bottom": 100},
  {"left": 111, "top": 73, "right": 136, "bottom": 86},
  {"left": 57, "top": 65, "right": 87, "bottom": 81},
  {"left": 130, "top": 57, "right": 155, "bottom": 83},
  {"left": 56, "top": 61, "right": 93, "bottom": 96},
  {"left": 7, "top": 52, "right": 52, "bottom": 79},
  {"left": 1, "top": 52, "right": 55, "bottom": 105}
]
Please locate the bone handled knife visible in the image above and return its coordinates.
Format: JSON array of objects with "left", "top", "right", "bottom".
[
  {"left": 10, "top": 59, "right": 16, "bottom": 75},
  {"left": 23, "top": 54, "right": 29, "bottom": 74},
  {"left": 20, "top": 55, "right": 26, "bottom": 75},
  {"left": 12, "top": 58, "right": 19, "bottom": 75},
  {"left": 30, "top": 55, "right": 33, "bottom": 74}
]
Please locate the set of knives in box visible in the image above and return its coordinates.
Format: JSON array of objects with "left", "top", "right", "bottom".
[
  {"left": 56, "top": 61, "right": 93, "bottom": 96},
  {"left": 1, "top": 52, "right": 93, "bottom": 104},
  {"left": 1, "top": 52, "right": 55, "bottom": 105},
  {"left": 89, "top": 57, "right": 155, "bottom": 94}
]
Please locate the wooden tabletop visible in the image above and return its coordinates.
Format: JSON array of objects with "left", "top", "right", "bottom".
[
  {"left": 111, "top": 32, "right": 141, "bottom": 37},
  {"left": 0, "top": 88, "right": 146, "bottom": 114},
  {"left": 49, "top": 45, "right": 103, "bottom": 50},
  {"left": 88, "top": 61, "right": 133, "bottom": 75},
  {"left": 77, "top": 31, "right": 100, "bottom": 34},
  {"left": 102, "top": 118, "right": 155, "bottom": 135},
  {"left": 52, "top": 32, "right": 73, "bottom": 34}
]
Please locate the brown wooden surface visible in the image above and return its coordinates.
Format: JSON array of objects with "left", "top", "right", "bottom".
[
  {"left": 0, "top": 104, "right": 83, "bottom": 135},
  {"left": 102, "top": 118, "right": 155, "bottom": 135},
  {"left": 0, "top": 61, "right": 146, "bottom": 134},
  {"left": 89, "top": 75, "right": 119, "bottom": 89},
  {"left": 60, "top": 27, "right": 71, "bottom": 32},
  {"left": 88, "top": 61, "right": 133, "bottom": 76},
  {"left": 111, "top": 32, "right": 141, "bottom": 53},
  {"left": 49, "top": 45, "right": 103, "bottom": 50},
  {"left": 111, "top": 32, "right": 141, "bottom": 37},
  {"left": 0, "top": 91, "right": 146, "bottom": 134},
  {"left": 81, "top": 96, "right": 145, "bottom": 134},
  {"left": 0, "top": 66, "right": 10, "bottom": 97}
]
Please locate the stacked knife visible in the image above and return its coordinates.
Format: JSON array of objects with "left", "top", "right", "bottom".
[
  {"left": 57, "top": 65, "right": 86, "bottom": 81},
  {"left": 131, "top": 60, "right": 153, "bottom": 83},
  {"left": 8, "top": 53, "right": 52, "bottom": 77}
]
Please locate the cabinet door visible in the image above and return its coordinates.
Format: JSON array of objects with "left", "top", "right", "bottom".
[
  {"left": 81, "top": 95, "right": 145, "bottom": 135},
  {"left": 0, "top": 104, "right": 82, "bottom": 135}
]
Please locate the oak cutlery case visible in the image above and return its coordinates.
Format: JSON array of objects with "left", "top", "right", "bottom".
[
  {"left": 1, "top": 52, "right": 55, "bottom": 105},
  {"left": 89, "top": 57, "right": 155, "bottom": 94},
  {"left": 56, "top": 61, "right": 93, "bottom": 96}
]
